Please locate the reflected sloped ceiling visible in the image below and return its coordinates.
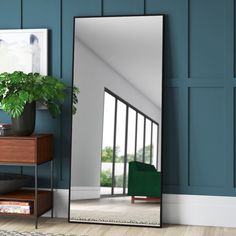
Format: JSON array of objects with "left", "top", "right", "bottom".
[{"left": 76, "top": 16, "right": 163, "bottom": 109}]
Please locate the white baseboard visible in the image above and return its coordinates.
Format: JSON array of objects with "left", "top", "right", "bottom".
[
  {"left": 163, "top": 194, "right": 236, "bottom": 227},
  {"left": 43, "top": 189, "right": 69, "bottom": 218},
  {"left": 47, "top": 190, "right": 236, "bottom": 227}
]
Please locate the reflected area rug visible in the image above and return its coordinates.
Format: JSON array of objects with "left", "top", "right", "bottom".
[
  {"left": 70, "top": 196, "right": 160, "bottom": 227},
  {"left": 0, "top": 231, "right": 77, "bottom": 236}
]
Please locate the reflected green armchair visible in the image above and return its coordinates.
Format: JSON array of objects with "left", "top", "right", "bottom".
[{"left": 127, "top": 161, "right": 161, "bottom": 203}]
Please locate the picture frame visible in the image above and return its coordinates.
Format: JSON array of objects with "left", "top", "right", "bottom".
[{"left": 0, "top": 29, "right": 48, "bottom": 75}]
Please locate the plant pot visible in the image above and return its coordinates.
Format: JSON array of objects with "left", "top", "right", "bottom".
[{"left": 11, "top": 102, "right": 36, "bottom": 136}]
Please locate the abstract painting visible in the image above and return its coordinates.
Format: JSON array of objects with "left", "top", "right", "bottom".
[{"left": 0, "top": 29, "right": 48, "bottom": 75}]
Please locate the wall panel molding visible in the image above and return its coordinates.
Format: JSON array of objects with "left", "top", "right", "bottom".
[
  {"left": 20, "top": 0, "right": 23, "bottom": 29},
  {"left": 189, "top": 0, "right": 227, "bottom": 79},
  {"left": 163, "top": 87, "right": 189, "bottom": 187},
  {"left": 60, "top": 0, "right": 63, "bottom": 78},
  {"left": 144, "top": 0, "right": 146, "bottom": 15},
  {"left": 188, "top": 87, "right": 225, "bottom": 188},
  {"left": 187, "top": 0, "right": 190, "bottom": 78},
  {"left": 234, "top": 0, "right": 236, "bottom": 78},
  {"left": 234, "top": 88, "right": 236, "bottom": 187}
]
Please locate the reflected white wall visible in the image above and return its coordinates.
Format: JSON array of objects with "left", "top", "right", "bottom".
[{"left": 71, "top": 39, "right": 161, "bottom": 189}]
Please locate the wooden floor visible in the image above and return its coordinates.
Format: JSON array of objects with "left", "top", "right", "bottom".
[{"left": 0, "top": 217, "right": 236, "bottom": 236}]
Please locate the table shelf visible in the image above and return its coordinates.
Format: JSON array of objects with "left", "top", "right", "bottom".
[
  {"left": 0, "top": 190, "right": 52, "bottom": 217},
  {"left": 0, "top": 134, "right": 54, "bottom": 228}
]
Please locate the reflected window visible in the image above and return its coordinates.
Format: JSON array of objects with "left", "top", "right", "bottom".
[
  {"left": 114, "top": 101, "right": 126, "bottom": 195},
  {"left": 101, "top": 89, "right": 159, "bottom": 196},
  {"left": 100, "top": 92, "right": 115, "bottom": 195},
  {"left": 152, "top": 123, "right": 159, "bottom": 168},
  {"left": 145, "top": 119, "right": 152, "bottom": 164},
  {"left": 136, "top": 114, "right": 144, "bottom": 162}
]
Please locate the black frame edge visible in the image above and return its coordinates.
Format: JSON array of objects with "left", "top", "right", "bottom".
[{"left": 68, "top": 14, "right": 165, "bottom": 229}]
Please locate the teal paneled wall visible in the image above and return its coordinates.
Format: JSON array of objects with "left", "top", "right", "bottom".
[
  {"left": 0, "top": 0, "right": 21, "bottom": 28},
  {"left": 190, "top": 0, "right": 227, "bottom": 78},
  {"left": 0, "top": 0, "right": 235, "bottom": 196},
  {"left": 189, "top": 88, "right": 225, "bottom": 187},
  {"left": 23, "top": 0, "right": 61, "bottom": 77},
  {"left": 103, "top": 0, "right": 144, "bottom": 15}
]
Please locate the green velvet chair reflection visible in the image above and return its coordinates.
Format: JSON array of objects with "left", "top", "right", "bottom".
[{"left": 128, "top": 161, "right": 161, "bottom": 203}]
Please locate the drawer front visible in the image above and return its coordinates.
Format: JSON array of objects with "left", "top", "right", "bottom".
[{"left": 0, "top": 139, "right": 36, "bottom": 163}]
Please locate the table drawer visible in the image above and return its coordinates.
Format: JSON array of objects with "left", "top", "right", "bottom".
[
  {"left": 0, "top": 134, "right": 53, "bottom": 164},
  {"left": 0, "top": 139, "right": 35, "bottom": 163}
]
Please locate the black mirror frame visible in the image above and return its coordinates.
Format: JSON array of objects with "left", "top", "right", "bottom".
[{"left": 68, "top": 14, "right": 165, "bottom": 229}]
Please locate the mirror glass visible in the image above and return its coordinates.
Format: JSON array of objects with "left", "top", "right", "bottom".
[{"left": 69, "top": 15, "right": 164, "bottom": 227}]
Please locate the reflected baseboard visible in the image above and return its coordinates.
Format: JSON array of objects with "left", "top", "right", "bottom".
[{"left": 70, "top": 186, "right": 100, "bottom": 200}]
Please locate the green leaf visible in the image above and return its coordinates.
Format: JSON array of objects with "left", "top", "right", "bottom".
[{"left": 0, "top": 71, "right": 79, "bottom": 118}]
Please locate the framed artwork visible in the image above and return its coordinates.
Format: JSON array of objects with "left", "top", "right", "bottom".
[{"left": 0, "top": 29, "right": 48, "bottom": 75}]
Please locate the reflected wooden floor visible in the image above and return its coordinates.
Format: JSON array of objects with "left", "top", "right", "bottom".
[{"left": 0, "top": 218, "right": 236, "bottom": 236}]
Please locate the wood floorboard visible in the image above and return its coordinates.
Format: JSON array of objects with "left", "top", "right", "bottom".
[{"left": 0, "top": 217, "right": 236, "bottom": 236}]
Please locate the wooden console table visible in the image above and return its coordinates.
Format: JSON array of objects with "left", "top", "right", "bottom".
[{"left": 0, "top": 134, "right": 54, "bottom": 229}]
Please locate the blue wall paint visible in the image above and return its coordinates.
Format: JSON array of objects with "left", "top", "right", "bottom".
[
  {"left": 0, "top": 0, "right": 21, "bottom": 29},
  {"left": 23, "top": 0, "right": 61, "bottom": 78},
  {"left": 189, "top": 0, "right": 227, "bottom": 78},
  {"left": 103, "top": 0, "right": 144, "bottom": 15},
  {"left": 0, "top": 0, "right": 236, "bottom": 196},
  {"left": 163, "top": 88, "right": 187, "bottom": 187},
  {"left": 189, "top": 88, "right": 225, "bottom": 187}
]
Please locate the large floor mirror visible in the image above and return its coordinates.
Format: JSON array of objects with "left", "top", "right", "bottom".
[{"left": 69, "top": 15, "right": 164, "bottom": 227}]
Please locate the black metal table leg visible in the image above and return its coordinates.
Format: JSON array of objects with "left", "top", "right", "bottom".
[
  {"left": 51, "top": 160, "right": 54, "bottom": 218},
  {"left": 35, "top": 164, "right": 38, "bottom": 229}
]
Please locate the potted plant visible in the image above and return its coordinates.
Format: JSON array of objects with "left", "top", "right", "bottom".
[{"left": 0, "top": 71, "right": 79, "bottom": 136}]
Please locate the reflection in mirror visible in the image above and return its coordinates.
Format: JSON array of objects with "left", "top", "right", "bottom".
[{"left": 70, "top": 15, "right": 164, "bottom": 227}]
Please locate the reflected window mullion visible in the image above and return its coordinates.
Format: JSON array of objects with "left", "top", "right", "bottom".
[
  {"left": 137, "top": 114, "right": 144, "bottom": 162},
  {"left": 134, "top": 112, "right": 138, "bottom": 161},
  {"left": 156, "top": 124, "right": 160, "bottom": 169},
  {"left": 152, "top": 123, "right": 158, "bottom": 168},
  {"left": 111, "top": 98, "right": 118, "bottom": 195},
  {"left": 114, "top": 100, "right": 126, "bottom": 195},
  {"left": 123, "top": 105, "right": 129, "bottom": 195},
  {"left": 101, "top": 92, "right": 116, "bottom": 196},
  {"left": 144, "top": 119, "right": 151, "bottom": 164},
  {"left": 143, "top": 118, "right": 146, "bottom": 163},
  {"left": 150, "top": 122, "right": 153, "bottom": 165}
]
